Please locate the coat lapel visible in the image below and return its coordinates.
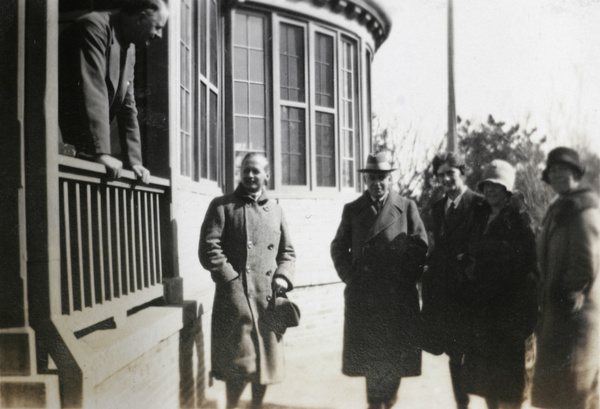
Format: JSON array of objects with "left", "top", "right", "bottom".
[
  {"left": 444, "top": 189, "right": 474, "bottom": 234},
  {"left": 365, "top": 193, "right": 402, "bottom": 242},
  {"left": 108, "top": 28, "right": 120, "bottom": 101}
]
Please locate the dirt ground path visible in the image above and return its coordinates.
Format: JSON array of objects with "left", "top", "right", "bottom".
[{"left": 206, "top": 348, "right": 534, "bottom": 409}]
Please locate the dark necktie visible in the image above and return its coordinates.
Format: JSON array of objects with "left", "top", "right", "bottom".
[{"left": 446, "top": 202, "right": 456, "bottom": 222}]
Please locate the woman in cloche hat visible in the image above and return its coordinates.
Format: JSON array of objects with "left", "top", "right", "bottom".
[
  {"left": 460, "top": 159, "right": 538, "bottom": 409},
  {"left": 531, "top": 147, "right": 600, "bottom": 409}
]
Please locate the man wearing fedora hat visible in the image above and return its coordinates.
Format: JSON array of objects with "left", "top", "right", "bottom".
[{"left": 331, "top": 151, "right": 428, "bottom": 409}]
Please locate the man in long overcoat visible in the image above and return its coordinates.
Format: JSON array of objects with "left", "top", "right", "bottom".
[
  {"left": 199, "top": 153, "right": 296, "bottom": 409},
  {"left": 331, "top": 152, "right": 428, "bottom": 409},
  {"left": 59, "top": 0, "right": 169, "bottom": 183},
  {"left": 421, "top": 152, "right": 485, "bottom": 409}
]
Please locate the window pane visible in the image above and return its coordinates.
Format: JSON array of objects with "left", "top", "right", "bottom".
[
  {"left": 200, "top": 83, "right": 208, "bottom": 179},
  {"left": 234, "top": 49, "right": 248, "bottom": 80},
  {"left": 235, "top": 117, "right": 249, "bottom": 150},
  {"left": 209, "top": 0, "right": 218, "bottom": 85},
  {"left": 179, "top": 0, "right": 195, "bottom": 178},
  {"left": 209, "top": 90, "right": 218, "bottom": 181},
  {"left": 250, "top": 118, "right": 266, "bottom": 151},
  {"left": 341, "top": 39, "right": 357, "bottom": 188},
  {"left": 248, "top": 16, "right": 264, "bottom": 48},
  {"left": 316, "top": 112, "right": 335, "bottom": 187},
  {"left": 249, "top": 84, "right": 265, "bottom": 116},
  {"left": 233, "top": 12, "right": 248, "bottom": 46},
  {"left": 366, "top": 49, "right": 372, "bottom": 146},
  {"left": 315, "top": 33, "right": 334, "bottom": 108},
  {"left": 281, "top": 107, "right": 306, "bottom": 186},
  {"left": 233, "top": 12, "right": 268, "bottom": 160},
  {"left": 280, "top": 23, "right": 305, "bottom": 102},
  {"left": 200, "top": 0, "right": 207, "bottom": 77},
  {"left": 234, "top": 82, "right": 249, "bottom": 115},
  {"left": 249, "top": 50, "right": 265, "bottom": 83}
]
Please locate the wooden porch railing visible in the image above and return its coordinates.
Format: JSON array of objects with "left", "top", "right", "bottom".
[{"left": 57, "top": 156, "right": 171, "bottom": 332}]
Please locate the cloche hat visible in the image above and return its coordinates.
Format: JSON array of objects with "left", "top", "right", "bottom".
[
  {"left": 541, "top": 147, "right": 585, "bottom": 183},
  {"left": 478, "top": 159, "right": 516, "bottom": 193}
]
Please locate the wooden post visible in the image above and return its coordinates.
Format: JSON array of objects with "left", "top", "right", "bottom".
[{"left": 447, "top": 0, "right": 458, "bottom": 152}]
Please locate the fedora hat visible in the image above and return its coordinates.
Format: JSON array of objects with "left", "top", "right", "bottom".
[
  {"left": 542, "top": 147, "right": 585, "bottom": 183},
  {"left": 358, "top": 151, "right": 396, "bottom": 173},
  {"left": 260, "top": 293, "right": 301, "bottom": 336}
]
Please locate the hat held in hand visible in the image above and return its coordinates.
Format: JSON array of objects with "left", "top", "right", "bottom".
[{"left": 261, "top": 292, "right": 301, "bottom": 336}]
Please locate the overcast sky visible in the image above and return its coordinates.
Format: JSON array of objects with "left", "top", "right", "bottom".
[{"left": 371, "top": 0, "right": 600, "bottom": 155}]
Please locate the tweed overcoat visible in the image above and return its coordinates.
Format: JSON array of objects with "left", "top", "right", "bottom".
[
  {"left": 59, "top": 11, "right": 142, "bottom": 166},
  {"left": 199, "top": 186, "right": 296, "bottom": 384},
  {"left": 461, "top": 199, "right": 537, "bottom": 402},
  {"left": 531, "top": 188, "right": 600, "bottom": 409},
  {"left": 421, "top": 188, "right": 486, "bottom": 355},
  {"left": 331, "top": 191, "right": 428, "bottom": 378}
]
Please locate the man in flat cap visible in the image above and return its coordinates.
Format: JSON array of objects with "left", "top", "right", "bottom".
[{"left": 331, "top": 151, "right": 428, "bottom": 409}]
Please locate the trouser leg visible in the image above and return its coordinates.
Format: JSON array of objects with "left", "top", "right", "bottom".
[
  {"left": 449, "top": 354, "right": 470, "bottom": 409},
  {"left": 250, "top": 382, "right": 267, "bottom": 409},
  {"left": 225, "top": 377, "right": 247, "bottom": 409},
  {"left": 366, "top": 374, "right": 402, "bottom": 408}
]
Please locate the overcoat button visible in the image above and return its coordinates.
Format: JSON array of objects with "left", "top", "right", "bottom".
[
  {"left": 266, "top": 270, "right": 272, "bottom": 276},
  {"left": 247, "top": 241, "right": 253, "bottom": 249},
  {"left": 263, "top": 206, "right": 269, "bottom": 212},
  {"left": 268, "top": 244, "right": 274, "bottom": 250}
]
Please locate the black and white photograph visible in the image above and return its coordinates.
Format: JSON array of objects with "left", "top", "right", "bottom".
[{"left": 1, "top": 0, "right": 599, "bottom": 408}]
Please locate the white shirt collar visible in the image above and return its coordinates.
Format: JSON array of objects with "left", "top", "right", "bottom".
[{"left": 446, "top": 187, "right": 467, "bottom": 210}]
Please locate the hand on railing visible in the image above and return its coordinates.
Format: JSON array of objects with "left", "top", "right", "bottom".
[
  {"left": 96, "top": 154, "right": 123, "bottom": 180},
  {"left": 132, "top": 164, "right": 151, "bottom": 184}
]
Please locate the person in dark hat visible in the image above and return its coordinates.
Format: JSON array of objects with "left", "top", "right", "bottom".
[
  {"left": 531, "top": 147, "right": 600, "bottom": 409},
  {"left": 420, "top": 152, "right": 486, "bottom": 409},
  {"left": 199, "top": 153, "right": 296, "bottom": 409},
  {"left": 331, "top": 151, "right": 429, "bottom": 409}
]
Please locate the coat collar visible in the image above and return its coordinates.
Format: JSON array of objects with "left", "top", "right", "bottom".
[
  {"left": 234, "top": 184, "right": 269, "bottom": 205},
  {"left": 356, "top": 191, "right": 405, "bottom": 242}
]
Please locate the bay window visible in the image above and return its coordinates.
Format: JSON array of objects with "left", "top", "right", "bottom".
[{"left": 232, "top": 9, "right": 369, "bottom": 193}]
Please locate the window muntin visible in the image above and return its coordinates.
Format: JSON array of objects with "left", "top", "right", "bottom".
[
  {"left": 314, "top": 33, "right": 334, "bottom": 108},
  {"left": 340, "top": 38, "right": 357, "bottom": 188},
  {"left": 232, "top": 9, "right": 364, "bottom": 193},
  {"left": 179, "top": 0, "right": 221, "bottom": 183},
  {"left": 277, "top": 20, "right": 308, "bottom": 187},
  {"left": 233, "top": 12, "right": 268, "bottom": 164},
  {"left": 313, "top": 31, "right": 336, "bottom": 188},
  {"left": 179, "top": 0, "right": 194, "bottom": 177},
  {"left": 281, "top": 107, "right": 307, "bottom": 185},
  {"left": 280, "top": 24, "right": 305, "bottom": 103}
]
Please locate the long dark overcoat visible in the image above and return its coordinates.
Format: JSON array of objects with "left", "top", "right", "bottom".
[
  {"left": 59, "top": 11, "right": 142, "bottom": 166},
  {"left": 331, "top": 191, "right": 428, "bottom": 378},
  {"left": 421, "top": 188, "right": 485, "bottom": 355},
  {"left": 531, "top": 188, "right": 600, "bottom": 409},
  {"left": 461, "top": 199, "right": 537, "bottom": 402},
  {"left": 199, "top": 186, "right": 295, "bottom": 384}
]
